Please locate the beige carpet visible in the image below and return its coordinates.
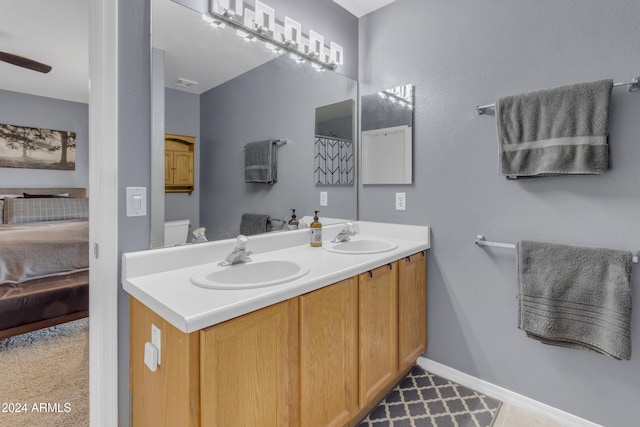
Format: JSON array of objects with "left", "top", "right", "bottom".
[{"left": 0, "top": 318, "right": 89, "bottom": 427}]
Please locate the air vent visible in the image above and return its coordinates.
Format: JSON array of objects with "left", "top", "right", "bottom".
[{"left": 171, "top": 77, "right": 198, "bottom": 88}]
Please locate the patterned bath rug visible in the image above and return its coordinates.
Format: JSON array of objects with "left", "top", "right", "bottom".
[{"left": 358, "top": 365, "right": 502, "bottom": 427}]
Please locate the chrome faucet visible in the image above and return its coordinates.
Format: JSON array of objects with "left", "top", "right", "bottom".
[
  {"left": 221, "top": 235, "right": 252, "bottom": 265},
  {"left": 331, "top": 222, "right": 357, "bottom": 243}
]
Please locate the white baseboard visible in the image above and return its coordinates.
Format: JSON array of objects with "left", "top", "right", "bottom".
[{"left": 417, "top": 357, "right": 601, "bottom": 427}]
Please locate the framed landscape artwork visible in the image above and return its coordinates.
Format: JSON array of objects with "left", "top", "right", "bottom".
[{"left": 0, "top": 123, "right": 76, "bottom": 171}]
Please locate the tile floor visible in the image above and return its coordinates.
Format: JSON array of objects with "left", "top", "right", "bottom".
[{"left": 493, "top": 404, "right": 566, "bottom": 427}]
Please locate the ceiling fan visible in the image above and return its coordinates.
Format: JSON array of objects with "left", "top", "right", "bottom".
[{"left": 0, "top": 51, "right": 52, "bottom": 73}]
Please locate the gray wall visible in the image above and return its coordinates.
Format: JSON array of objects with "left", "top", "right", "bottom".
[
  {"left": 165, "top": 87, "right": 200, "bottom": 231},
  {"left": 0, "top": 89, "right": 88, "bottom": 189},
  {"left": 199, "top": 56, "right": 357, "bottom": 240},
  {"left": 359, "top": 1, "right": 640, "bottom": 426},
  {"left": 118, "top": 0, "right": 151, "bottom": 425}
]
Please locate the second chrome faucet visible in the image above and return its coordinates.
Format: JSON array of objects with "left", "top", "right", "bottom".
[{"left": 331, "top": 222, "right": 357, "bottom": 243}]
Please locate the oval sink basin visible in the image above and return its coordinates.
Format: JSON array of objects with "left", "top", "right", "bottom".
[
  {"left": 323, "top": 239, "right": 398, "bottom": 254},
  {"left": 191, "top": 260, "right": 310, "bottom": 290}
]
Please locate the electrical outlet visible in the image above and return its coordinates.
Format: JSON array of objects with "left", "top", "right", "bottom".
[
  {"left": 395, "top": 192, "right": 406, "bottom": 211},
  {"left": 320, "top": 191, "right": 328, "bottom": 206}
]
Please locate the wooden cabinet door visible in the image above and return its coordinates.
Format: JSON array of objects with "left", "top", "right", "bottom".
[
  {"left": 165, "top": 134, "right": 195, "bottom": 193},
  {"left": 130, "top": 297, "right": 200, "bottom": 427},
  {"left": 199, "top": 300, "right": 299, "bottom": 427},
  {"left": 164, "top": 151, "right": 174, "bottom": 185},
  {"left": 398, "top": 251, "right": 427, "bottom": 372},
  {"left": 300, "top": 278, "right": 358, "bottom": 427},
  {"left": 358, "top": 263, "right": 398, "bottom": 408},
  {"left": 173, "top": 151, "right": 194, "bottom": 186}
]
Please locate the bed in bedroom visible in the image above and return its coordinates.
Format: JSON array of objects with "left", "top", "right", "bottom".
[{"left": 0, "top": 188, "right": 89, "bottom": 339}]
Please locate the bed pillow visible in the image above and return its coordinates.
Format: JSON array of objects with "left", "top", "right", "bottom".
[
  {"left": 4, "top": 197, "right": 89, "bottom": 224},
  {"left": 0, "top": 194, "right": 23, "bottom": 224},
  {"left": 23, "top": 192, "right": 70, "bottom": 198}
]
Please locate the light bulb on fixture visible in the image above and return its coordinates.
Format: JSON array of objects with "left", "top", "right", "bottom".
[
  {"left": 202, "top": 14, "right": 225, "bottom": 28},
  {"left": 289, "top": 52, "right": 305, "bottom": 64}
]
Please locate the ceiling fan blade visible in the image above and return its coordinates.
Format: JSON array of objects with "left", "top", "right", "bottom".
[{"left": 0, "top": 51, "right": 52, "bottom": 74}]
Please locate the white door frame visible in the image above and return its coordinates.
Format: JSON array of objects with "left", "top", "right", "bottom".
[{"left": 89, "top": 0, "right": 119, "bottom": 424}]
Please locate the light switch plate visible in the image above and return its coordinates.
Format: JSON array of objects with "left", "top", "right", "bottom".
[
  {"left": 395, "top": 192, "right": 406, "bottom": 211},
  {"left": 320, "top": 191, "right": 328, "bottom": 207},
  {"left": 126, "top": 187, "right": 147, "bottom": 217}
]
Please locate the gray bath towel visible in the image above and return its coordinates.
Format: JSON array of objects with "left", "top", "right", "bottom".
[
  {"left": 245, "top": 140, "right": 278, "bottom": 184},
  {"left": 497, "top": 79, "right": 613, "bottom": 178},
  {"left": 516, "top": 240, "right": 633, "bottom": 360},
  {"left": 239, "top": 213, "right": 272, "bottom": 236}
]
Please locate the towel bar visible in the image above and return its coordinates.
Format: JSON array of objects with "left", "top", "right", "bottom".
[
  {"left": 475, "top": 77, "right": 640, "bottom": 115},
  {"left": 475, "top": 235, "right": 639, "bottom": 264},
  {"left": 242, "top": 139, "right": 287, "bottom": 150}
]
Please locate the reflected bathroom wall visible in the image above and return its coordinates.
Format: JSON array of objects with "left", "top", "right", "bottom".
[{"left": 199, "top": 54, "right": 358, "bottom": 240}]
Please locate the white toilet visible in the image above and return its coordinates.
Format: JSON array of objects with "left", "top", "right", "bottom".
[{"left": 164, "top": 219, "right": 191, "bottom": 246}]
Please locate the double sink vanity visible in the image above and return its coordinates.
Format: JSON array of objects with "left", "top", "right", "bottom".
[{"left": 123, "top": 221, "right": 430, "bottom": 426}]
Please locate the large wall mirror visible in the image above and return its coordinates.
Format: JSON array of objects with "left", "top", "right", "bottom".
[{"left": 151, "top": 0, "right": 358, "bottom": 247}]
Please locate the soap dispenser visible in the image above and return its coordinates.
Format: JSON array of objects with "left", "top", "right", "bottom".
[
  {"left": 310, "top": 210, "right": 323, "bottom": 247},
  {"left": 288, "top": 209, "right": 299, "bottom": 230}
]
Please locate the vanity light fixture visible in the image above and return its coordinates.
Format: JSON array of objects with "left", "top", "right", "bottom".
[
  {"left": 241, "top": 9, "right": 258, "bottom": 41},
  {"left": 203, "top": 0, "right": 344, "bottom": 71},
  {"left": 211, "top": 0, "right": 243, "bottom": 17},
  {"left": 255, "top": 1, "right": 275, "bottom": 33}
]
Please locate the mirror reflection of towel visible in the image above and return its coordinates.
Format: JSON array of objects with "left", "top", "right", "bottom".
[
  {"left": 245, "top": 140, "right": 278, "bottom": 184},
  {"left": 240, "top": 213, "right": 272, "bottom": 235}
]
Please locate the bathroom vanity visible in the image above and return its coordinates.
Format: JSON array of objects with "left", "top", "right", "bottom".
[{"left": 123, "top": 221, "right": 429, "bottom": 427}]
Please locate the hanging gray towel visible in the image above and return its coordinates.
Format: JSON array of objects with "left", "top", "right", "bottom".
[
  {"left": 497, "top": 79, "right": 613, "bottom": 178},
  {"left": 239, "top": 213, "right": 272, "bottom": 235},
  {"left": 245, "top": 139, "right": 278, "bottom": 184},
  {"left": 516, "top": 240, "right": 633, "bottom": 360}
]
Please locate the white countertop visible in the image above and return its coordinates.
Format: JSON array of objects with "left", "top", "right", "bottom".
[{"left": 122, "top": 221, "right": 430, "bottom": 333}]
